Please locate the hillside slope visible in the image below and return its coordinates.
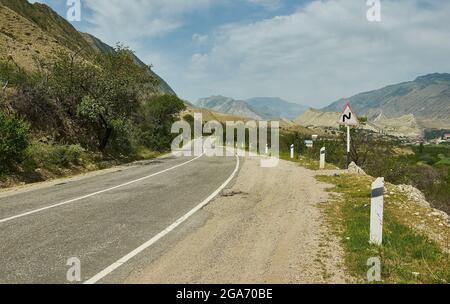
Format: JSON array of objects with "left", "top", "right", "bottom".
[
  {"left": 323, "top": 73, "right": 450, "bottom": 129},
  {"left": 0, "top": 0, "right": 174, "bottom": 95},
  {"left": 295, "top": 108, "right": 341, "bottom": 129}
]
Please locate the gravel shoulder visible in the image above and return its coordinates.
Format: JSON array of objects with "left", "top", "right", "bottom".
[{"left": 126, "top": 156, "right": 351, "bottom": 284}]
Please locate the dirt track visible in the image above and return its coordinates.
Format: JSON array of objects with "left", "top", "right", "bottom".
[{"left": 126, "top": 157, "right": 350, "bottom": 284}]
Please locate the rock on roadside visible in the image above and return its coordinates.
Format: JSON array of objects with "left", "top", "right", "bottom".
[
  {"left": 396, "top": 184, "right": 450, "bottom": 225},
  {"left": 396, "top": 184, "right": 430, "bottom": 208},
  {"left": 347, "top": 162, "right": 367, "bottom": 175}
]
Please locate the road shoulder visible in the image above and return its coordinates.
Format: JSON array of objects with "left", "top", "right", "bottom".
[{"left": 126, "top": 157, "right": 351, "bottom": 284}]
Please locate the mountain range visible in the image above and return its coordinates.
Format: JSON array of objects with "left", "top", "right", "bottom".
[
  {"left": 0, "top": 0, "right": 174, "bottom": 95},
  {"left": 246, "top": 97, "right": 309, "bottom": 120},
  {"left": 197, "top": 73, "right": 450, "bottom": 132},
  {"left": 4, "top": 0, "right": 448, "bottom": 133},
  {"left": 196, "top": 96, "right": 308, "bottom": 120},
  {"left": 323, "top": 73, "right": 450, "bottom": 129}
]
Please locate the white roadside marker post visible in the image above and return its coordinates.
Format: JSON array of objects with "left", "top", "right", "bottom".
[
  {"left": 320, "top": 147, "right": 326, "bottom": 169},
  {"left": 265, "top": 144, "right": 269, "bottom": 155},
  {"left": 370, "top": 177, "right": 385, "bottom": 246},
  {"left": 290, "top": 144, "right": 294, "bottom": 159}
]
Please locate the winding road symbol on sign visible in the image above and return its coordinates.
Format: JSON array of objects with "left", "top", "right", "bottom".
[
  {"left": 338, "top": 103, "right": 359, "bottom": 169},
  {"left": 338, "top": 103, "right": 359, "bottom": 126}
]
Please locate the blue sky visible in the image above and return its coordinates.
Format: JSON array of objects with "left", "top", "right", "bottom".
[{"left": 28, "top": 0, "right": 450, "bottom": 107}]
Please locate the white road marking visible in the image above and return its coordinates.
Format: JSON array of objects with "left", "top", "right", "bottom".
[
  {"left": 84, "top": 154, "right": 240, "bottom": 284},
  {"left": 0, "top": 154, "right": 204, "bottom": 224}
]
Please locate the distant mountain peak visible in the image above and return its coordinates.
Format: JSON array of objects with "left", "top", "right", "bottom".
[
  {"left": 197, "top": 96, "right": 262, "bottom": 120},
  {"left": 322, "top": 73, "right": 450, "bottom": 129},
  {"left": 414, "top": 73, "right": 450, "bottom": 83},
  {"left": 196, "top": 96, "right": 308, "bottom": 120}
]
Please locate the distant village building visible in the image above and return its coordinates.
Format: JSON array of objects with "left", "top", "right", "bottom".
[{"left": 444, "top": 133, "right": 450, "bottom": 140}]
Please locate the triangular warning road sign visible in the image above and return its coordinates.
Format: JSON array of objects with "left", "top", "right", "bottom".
[{"left": 338, "top": 103, "right": 359, "bottom": 126}]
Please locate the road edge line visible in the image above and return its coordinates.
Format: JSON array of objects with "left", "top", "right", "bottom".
[
  {"left": 0, "top": 154, "right": 204, "bottom": 224},
  {"left": 84, "top": 153, "right": 240, "bottom": 284}
]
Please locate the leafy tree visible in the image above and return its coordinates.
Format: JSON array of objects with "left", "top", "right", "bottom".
[
  {"left": 73, "top": 46, "right": 158, "bottom": 151},
  {"left": 46, "top": 51, "right": 97, "bottom": 115},
  {"left": 139, "top": 94, "right": 186, "bottom": 151}
]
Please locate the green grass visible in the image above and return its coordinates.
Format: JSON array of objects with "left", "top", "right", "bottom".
[
  {"left": 0, "top": 141, "right": 163, "bottom": 188},
  {"left": 317, "top": 174, "right": 450, "bottom": 284},
  {"left": 436, "top": 154, "right": 450, "bottom": 166}
]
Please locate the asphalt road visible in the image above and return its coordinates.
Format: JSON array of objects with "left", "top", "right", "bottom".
[{"left": 0, "top": 152, "right": 239, "bottom": 283}]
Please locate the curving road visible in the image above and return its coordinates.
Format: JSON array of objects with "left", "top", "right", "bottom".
[{"left": 0, "top": 152, "right": 239, "bottom": 284}]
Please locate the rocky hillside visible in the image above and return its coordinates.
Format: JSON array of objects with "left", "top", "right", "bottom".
[
  {"left": 371, "top": 114, "right": 422, "bottom": 138},
  {"left": 295, "top": 109, "right": 422, "bottom": 138},
  {"left": 0, "top": 0, "right": 174, "bottom": 94},
  {"left": 323, "top": 73, "right": 450, "bottom": 129},
  {"left": 197, "top": 95, "right": 307, "bottom": 120},
  {"left": 295, "top": 109, "right": 341, "bottom": 129}
]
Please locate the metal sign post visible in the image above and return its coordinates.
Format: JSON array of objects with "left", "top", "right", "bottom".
[{"left": 338, "top": 103, "right": 359, "bottom": 169}]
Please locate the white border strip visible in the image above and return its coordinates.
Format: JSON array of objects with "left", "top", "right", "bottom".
[
  {"left": 84, "top": 154, "right": 240, "bottom": 284},
  {"left": 0, "top": 154, "right": 204, "bottom": 224}
]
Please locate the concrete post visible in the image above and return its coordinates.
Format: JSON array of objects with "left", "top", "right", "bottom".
[
  {"left": 370, "top": 177, "right": 384, "bottom": 245},
  {"left": 320, "top": 147, "right": 326, "bottom": 169}
]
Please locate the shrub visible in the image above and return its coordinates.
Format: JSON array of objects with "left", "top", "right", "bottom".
[
  {"left": 25, "top": 142, "right": 86, "bottom": 171},
  {"left": 53, "top": 144, "right": 86, "bottom": 167},
  {"left": 0, "top": 61, "right": 29, "bottom": 88},
  {"left": 0, "top": 111, "right": 30, "bottom": 171}
]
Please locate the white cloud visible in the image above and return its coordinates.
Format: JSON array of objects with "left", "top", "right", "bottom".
[
  {"left": 247, "top": 0, "right": 281, "bottom": 10},
  {"left": 192, "top": 33, "right": 209, "bottom": 44},
  {"left": 83, "top": 0, "right": 211, "bottom": 45},
  {"left": 190, "top": 53, "right": 209, "bottom": 73},
  {"left": 183, "top": 0, "right": 450, "bottom": 106}
]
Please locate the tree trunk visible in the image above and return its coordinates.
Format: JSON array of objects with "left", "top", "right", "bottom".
[{"left": 99, "top": 127, "right": 113, "bottom": 152}]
